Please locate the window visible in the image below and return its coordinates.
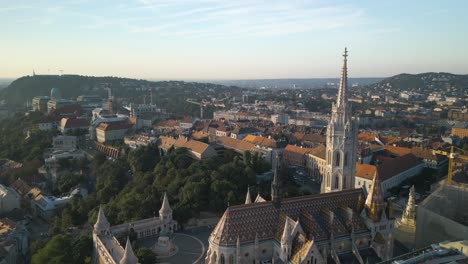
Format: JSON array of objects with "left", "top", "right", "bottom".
[
  {"left": 221, "top": 254, "right": 225, "bottom": 264},
  {"left": 344, "top": 152, "right": 348, "bottom": 167},
  {"left": 229, "top": 255, "right": 234, "bottom": 264},
  {"left": 335, "top": 176, "right": 339, "bottom": 189},
  {"left": 335, "top": 152, "right": 340, "bottom": 167}
]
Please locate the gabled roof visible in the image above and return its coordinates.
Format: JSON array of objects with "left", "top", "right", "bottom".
[
  {"left": 243, "top": 135, "right": 276, "bottom": 148},
  {"left": 377, "top": 154, "right": 423, "bottom": 181},
  {"left": 217, "top": 136, "right": 254, "bottom": 153},
  {"left": 384, "top": 145, "right": 412, "bottom": 157},
  {"left": 60, "top": 118, "right": 89, "bottom": 129},
  {"left": 355, "top": 164, "right": 377, "bottom": 180},
  {"left": 96, "top": 121, "right": 132, "bottom": 131}
]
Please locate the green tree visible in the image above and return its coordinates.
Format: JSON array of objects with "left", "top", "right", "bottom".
[
  {"left": 137, "top": 248, "right": 158, "bottom": 264},
  {"left": 32, "top": 235, "right": 73, "bottom": 264}
]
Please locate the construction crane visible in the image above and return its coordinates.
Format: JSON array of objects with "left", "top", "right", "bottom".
[
  {"left": 433, "top": 146, "right": 468, "bottom": 185},
  {"left": 186, "top": 99, "right": 208, "bottom": 119}
]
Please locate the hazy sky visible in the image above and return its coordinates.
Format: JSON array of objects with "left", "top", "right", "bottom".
[{"left": 1, "top": 0, "right": 467, "bottom": 79}]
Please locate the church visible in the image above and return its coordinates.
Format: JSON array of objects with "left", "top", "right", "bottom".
[{"left": 205, "top": 49, "right": 395, "bottom": 264}]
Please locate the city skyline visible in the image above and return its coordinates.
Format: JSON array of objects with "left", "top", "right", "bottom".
[{"left": 1, "top": 0, "right": 468, "bottom": 79}]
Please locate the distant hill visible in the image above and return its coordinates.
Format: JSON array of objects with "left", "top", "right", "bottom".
[
  {"left": 366, "top": 72, "right": 468, "bottom": 96},
  {"left": 0, "top": 75, "right": 244, "bottom": 117},
  {"left": 204, "top": 78, "right": 383, "bottom": 89}
]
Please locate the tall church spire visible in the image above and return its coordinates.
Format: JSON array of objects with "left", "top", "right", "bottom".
[
  {"left": 337, "top": 47, "right": 348, "bottom": 109},
  {"left": 271, "top": 153, "right": 283, "bottom": 208},
  {"left": 321, "top": 48, "right": 357, "bottom": 193}
]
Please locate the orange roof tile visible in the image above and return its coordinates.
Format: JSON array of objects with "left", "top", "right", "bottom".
[{"left": 355, "top": 163, "right": 377, "bottom": 180}]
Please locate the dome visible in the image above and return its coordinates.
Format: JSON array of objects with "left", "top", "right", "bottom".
[{"left": 50, "top": 87, "right": 61, "bottom": 99}]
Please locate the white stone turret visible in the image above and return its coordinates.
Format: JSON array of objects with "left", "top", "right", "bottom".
[
  {"left": 94, "top": 205, "right": 110, "bottom": 235},
  {"left": 280, "top": 219, "right": 291, "bottom": 261},
  {"left": 254, "top": 232, "right": 259, "bottom": 263},
  {"left": 236, "top": 236, "right": 241, "bottom": 264},
  {"left": 245, "top": 187, "right": 252, "bottom": 204},
  {"left": 120, "top": 237, "right": 138, "bottom": 264},
  {"left": 159, "top": 192, "right": 172, "bottom": 224},
  {"left": 401, "top": 185, "right": 416, "bottom": 226}
]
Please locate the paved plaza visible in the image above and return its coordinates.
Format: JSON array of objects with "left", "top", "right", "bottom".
[{"left": 137, "top": 227, "right": 212, "bottom": 264}]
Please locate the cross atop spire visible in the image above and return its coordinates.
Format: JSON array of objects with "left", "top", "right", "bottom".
[{"left": 337, "top": 47, "right": 349, "bottom": 109}]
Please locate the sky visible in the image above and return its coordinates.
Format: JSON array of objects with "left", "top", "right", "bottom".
[{"left": 1, "top": 0, "right": 467, "bottom": 80}]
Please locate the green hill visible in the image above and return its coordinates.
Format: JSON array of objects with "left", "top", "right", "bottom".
[
  {"left": 0, "top": 75, "right": 243, "bottom": 117},
  {"left": 366, "top": 72, "right": 468, "bottom": 96}
]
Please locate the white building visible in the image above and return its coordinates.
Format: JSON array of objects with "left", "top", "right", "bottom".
[{"left": 52, "top": 135, "right": 77, "bottom": 151}]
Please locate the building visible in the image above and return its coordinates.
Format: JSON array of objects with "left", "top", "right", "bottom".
[
  {"left": 124, "top": 134, "right": 157, "bottom": 149},
  {"left": 230, "top": 127, "right": 261, "bottom": 140},
  {"left": 93, "top": 193, "right": 177, "bottom": 264},
  {"left": 31, "top": 96, "right": 50, "bottom": 112},
  {"left": 47, "top": 98, "right": 76, "bottom": 113},
  {"left": 271, "top": 114, "right": 289, "bottom": 124},
  {"left": 52, "top": 135, "right": 77, "bottom": 151},
  {"left": 206, "top": 49, "right": 395, "bottom": 264},
  {"left": 415, "top": 184, "right": 468, "bottom": 249},
  {"left": 306, "top": 146, "right": 326, "bottom": 182},
  {"left": 206, "top": 158, "right": 395, "bottom": 264},
  {"left": 452, "top": 127, "right": 468, "bottom": 139},
  {"left": 381, "top": 240, "right": 468, "bottom": 264},
  {"left": 283, "top": 144, "right": 317, "bottom": 168},
  {"left": 321, "top": 48, "right": 358, "bottom": 193},
  {"left": 32, "top": 187, "right": 87, "bottom": 220},
  {"left": 158, "top": 136, "right": 218, "bottom": 160},
  {"left": 96, "top": 121, "right": 133, "bottom": 143},
  {"left": 0, "top": 185, "right": 20, "bottom": 214},
  {"left": 59, "top": 117, "right": 89, "bottom": 134},
  {"left": 355, "top": 154, "right": 424, "bottom": 196}
]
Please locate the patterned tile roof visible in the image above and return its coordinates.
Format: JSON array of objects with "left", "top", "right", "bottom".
[{"left": 210, "top": 188, "right": 366, "bottom": 246}]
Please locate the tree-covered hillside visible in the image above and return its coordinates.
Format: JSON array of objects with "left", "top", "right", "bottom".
[
  {"left": 366, "top": 72, "right": 468, "bottom": 96},
  {"left": 0, "top": 75, "right": 244, "bottom": 117}
]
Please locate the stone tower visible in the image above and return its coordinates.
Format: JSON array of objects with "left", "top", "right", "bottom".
[
  {"left": 321, "top": 48, "right": 358, "bottom": 193},
  {"left": 362, "top": 172, "right": 395, "bottom": 261},
  {"left": 159, "top": 192, "right": 173, "bottom": 224},
  {"left": 401, "top": 185, "right": 416, "bottom": 226}
]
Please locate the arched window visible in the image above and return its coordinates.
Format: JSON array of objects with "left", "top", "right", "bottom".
[
  {"left": 344, "top": 152, "right": 348, "bottom": 167},
  {"left": 229, "top": 255, "right": 234, "bottom": 264},
  {"left": 335, "top": 152, "right": 340, "bottom": 167},
  {"left": 221, "top": 254, "right": 225, "bottom": 264},
  {"left": 335, "top": 176, "right": 339, "bottom": 189}
]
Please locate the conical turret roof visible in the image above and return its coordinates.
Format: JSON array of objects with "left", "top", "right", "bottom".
[
  {"left": 245, "top": 187, "right": 252, "bottom": 204},
  {"left": 120, "top": 237, "right": 138, "bottom": 264},
  {"left": 365, "top": 171, "right": 386, "bottom": 222},
  {"left": 94, "top": 205, "right": 110, "bottom": 233},
  {"left": 159, "top": 192, "right": 172, "bottom": 214},
  {"left": 281, "top": 218, "right": 291, "bottom": 244}
]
